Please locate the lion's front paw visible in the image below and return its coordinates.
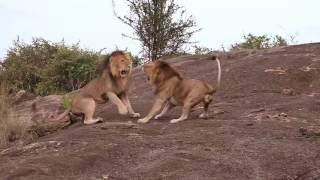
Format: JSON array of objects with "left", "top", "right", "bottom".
[
  {"left": 154, "top": 114, "right": 162, "bottom": 120},
  {"left": 170, "top": 118, "right": 183, "bottom": 123},
  {"left": 96, "top": 117, "right": 104, "bottom": 122},
  {"left": 118, "top": 107, "right": 129, "bottom": 115},
  {"left": 131, "top": 112, "right": 140, "bottom": 118},
  {"left": 137, "top": 118, "right": 149, "bottom": 124},
  {"left": 199, "top": 113, "right": 208, "bottom": 119},
  {"left": 84, "top": 117, "right": 103, "bottom": 125}
]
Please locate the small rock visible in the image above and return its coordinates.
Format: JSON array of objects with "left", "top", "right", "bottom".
[
  {"left": 295, "top": 168, "right": 320, "bottom": 180},
  {"left": 101, "top": 174, "right": 109, "bottom": 179},
  {"left": 281, "top": 88, "right": 296, "bottom": 96},
  {"left": 279, "top": 112, "right": 288, "bottom": 117},
  {"left": 300, "top": 66, "right": 315, "bottom": 72},
  {"left": 299, "top": 126, "right": 320, "bottom": 137},
  {"left": 264, "top": 67, "right": 286, "bottom": 74},
  {"left": 261, "top": 114, "right": 271, "bottom": 119},
  {"left": 214, "top": 110, "right": 225, "bottom": 115},
  {"left": 11, "top": 90, "right": 36, "bottom": 104},
  {"left": 246, "top": 122, "right": 254, "bottom": 126},
  {"left": 250, "top": 108, "right": 265, "bottom": 113}
]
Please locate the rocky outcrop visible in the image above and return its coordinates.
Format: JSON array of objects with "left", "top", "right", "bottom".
[{"left": 11, "top": 91, "right": 71, "bottom": 134}]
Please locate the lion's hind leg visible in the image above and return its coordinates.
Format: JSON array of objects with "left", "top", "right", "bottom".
[
  {"left": 74, "top": 98, "right": 103, "bottom": 125},
  {"left": 199, "top": 102, "right": 210, "bottom": 119},
  {"left": 199, "top": 95, "right": 212, "bottom": 119},
  {"left": 170, "top": 95, "right": 203, "bottom": 123}
]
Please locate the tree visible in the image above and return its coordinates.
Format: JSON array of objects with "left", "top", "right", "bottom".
[
  {"left": 272, "top": 35, "right": 288, "bottom": 47},
  {"left": 113, "top": 0, "right": 200, "bottom": 60}
]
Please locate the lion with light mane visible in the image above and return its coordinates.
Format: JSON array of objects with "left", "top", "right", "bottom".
[
  {"left": 55, "top": 50, "right": 140, "bottom": 125},
  {"left": 138, "top": 56, "right": 221, "bottom": 124}
]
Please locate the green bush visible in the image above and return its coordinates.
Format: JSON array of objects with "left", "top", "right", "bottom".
[
  {"left": 0, "top": 37, "right": 141, "bottom": 96},
  {"left": 127, "top": 51, "right": 142, "bottom": 67},
  {"left": 1, "top": 38, "right": 58, "bottom": 93},
  {"left": 231, "top": 33, "right": 288, "bottom": 50},
  {"left": 38, "top": 44, "right": 98, "bottom": 95},
  {"left": 63, "top": 94, "right": 72, "bottom": 109},
  {"left": 193, "top": 45, "right": 214, "bottom": 55}
]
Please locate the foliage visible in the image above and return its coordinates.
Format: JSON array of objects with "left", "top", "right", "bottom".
[
  {"left": 272, "top": 35, "right": 288, "bottom": 47},
  {"left": 1, "top": 38, "right": 59, "bottom": 93},
  {"left": 193, "top": 45, "right": 214, "bottom": 55},
  {"left": 1, "top": 38, "right": 98, "bottom": 95},
  {"left": 0, "top": 37, "right": 141, "bottom": 96},
  {"left": 0, "top": 84, "right": 32, "bottom": 148},
  {"left": 113, "top": 0, "right": 200, "bottom": 60},
  {"left": 127, "top": 51, "right": 142, "bottom": 67},
  {"left": 39, "top": 44, "right": 98, "bottom": 94},
  {"left": 231, "top": 33, "right": 288, "bottom": 50},
  {"left": 63, "top": 94, "right": 72, "bottom": 109}
]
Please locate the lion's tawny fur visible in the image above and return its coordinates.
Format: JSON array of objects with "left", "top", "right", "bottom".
[
  {"left": 138, "top": 57, "right": 221, "bottom": 124},
  {"left": 54, "top": 50, "right": 140, "bottom": 125}
]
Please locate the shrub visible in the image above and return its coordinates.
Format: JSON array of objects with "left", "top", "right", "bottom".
[
  {"left": 193, "top": 45, "right": 214, "bottom": 55},
  {"left": 37, "top": 44, "right": 98, "bottom": 94},
  {"left": 0, "top": 84, "right": 32, "bottom": 148},
  {"left": 63, "top": 94, "right": 72, "bottom": 109},
  {"left": 1, "top": 38, "right": 141, "bottom": 96},
  {"left": 1, "top": 38, "right": 58, "bottom": 93},
  {"left": 231, "top": 33, "right": 288, "bottom": 50},
  {"left": 127, "top": 51, "right": 142, "bottom": 67}
]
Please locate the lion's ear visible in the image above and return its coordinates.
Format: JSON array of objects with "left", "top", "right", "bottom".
[{"left": 109, "top": 56, "right": 119, "bottom": 77}]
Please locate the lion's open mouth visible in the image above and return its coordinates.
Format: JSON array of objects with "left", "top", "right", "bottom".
[{"left": 120, "top": 70, "right": 128, "bottom": 75}]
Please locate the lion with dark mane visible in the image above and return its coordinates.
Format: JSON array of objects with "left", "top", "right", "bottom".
[
  {"left": 138, "top": 56, "right": 221, "bottom": 124},
  {"left": 55, "top": 50, "right": 140, "bottom": 124}
]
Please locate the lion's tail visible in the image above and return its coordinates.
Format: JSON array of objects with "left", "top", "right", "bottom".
[
  {"left": 208, "top": 55, "right": 221, "bottom": 93},
  {"left": 53, "top": 108, "right": 71, "bottom": 121}
]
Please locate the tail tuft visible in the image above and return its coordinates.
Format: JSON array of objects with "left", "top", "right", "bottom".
[
  {"left": 211, "top": 55, "right": 217, "bottom": 60},
  {"left": 204, "top": 94, "right": 213, "bottom": 103}
]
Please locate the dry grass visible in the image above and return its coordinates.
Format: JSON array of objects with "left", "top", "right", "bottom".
[{"left": 0, "top": 85, "right": 32, "bottom": 148}]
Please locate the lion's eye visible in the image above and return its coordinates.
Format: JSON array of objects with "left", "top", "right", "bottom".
[{"left": 121, "top": 59, "right": 125, "bottom": 62}]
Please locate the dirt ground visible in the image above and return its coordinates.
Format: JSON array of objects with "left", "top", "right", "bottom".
[{"left": 1, "top": 43, "right": 320, "bottom": 180}]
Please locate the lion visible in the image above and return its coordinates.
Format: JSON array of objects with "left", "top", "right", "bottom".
[
  {"left": 137, "top": 56, "right": 221, "bottom": 124},
  {"left": 54, "top": 50, "right": 140, "bottom": 125}
]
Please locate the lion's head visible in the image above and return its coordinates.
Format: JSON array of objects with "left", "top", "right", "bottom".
[
  {"left": 142, "top": 61, "right": 182, "bottom": 86},
  {"left": 108, "top": 51, "right": 132, "bottom": 78}
]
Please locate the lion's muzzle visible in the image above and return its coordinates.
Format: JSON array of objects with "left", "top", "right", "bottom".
[{"left": 120, "top": 70, "right": 129, "bottom": 75}]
